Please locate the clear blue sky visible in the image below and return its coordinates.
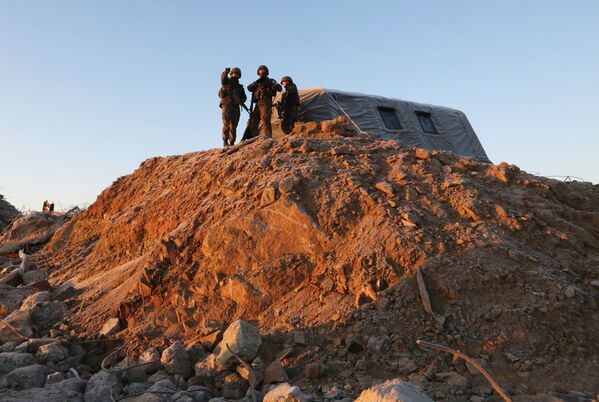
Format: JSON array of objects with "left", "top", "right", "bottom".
[{"left": 1, "top": 1, "right": 598, "bottom": 211}]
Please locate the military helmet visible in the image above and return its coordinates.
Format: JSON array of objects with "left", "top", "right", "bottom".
[
  {"left": 281, "top": 76, "right": 293, "bottom": 84},
  {"left": 230, "top": 67, "right": 241, "bottom": 77},
  {"left": 257, "top": 65, "right": 269, "bottom": 75}
]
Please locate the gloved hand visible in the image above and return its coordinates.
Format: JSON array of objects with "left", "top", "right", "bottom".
[{"left": 225, "top": 67, "right": 231, "bottom": 73}]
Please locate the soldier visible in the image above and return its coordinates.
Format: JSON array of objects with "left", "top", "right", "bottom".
[
  {"left": 278, "top": 76, "right": 300, "bottom": 134},
  {"left": 245, "top": 65, "right": 281, "bottom": 139},
  {"left": 219, "top": 67, "right": 247, "bottom": 147}
]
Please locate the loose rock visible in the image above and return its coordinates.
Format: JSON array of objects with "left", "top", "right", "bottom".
[
  {"left": 84, "top": 370, "right": 123, "bottom": 402},
  {"left": 355, "top": 379, "right": 433, "bottom": 402},
  {"left": 214, "top": 320, "right": 262, "bottom": 367},
  {"left": 263, "top": 382, "right": 309, "bottom": 402}
]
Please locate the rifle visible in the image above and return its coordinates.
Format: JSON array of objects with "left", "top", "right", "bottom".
[{"left": 241, "top": 97, "right": 255, "bottom": 141}]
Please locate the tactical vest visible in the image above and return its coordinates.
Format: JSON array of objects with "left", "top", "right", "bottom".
[
  {"left": 219, "top": 81, "right": 244, "bottom": 105},
  {"left": 253, "top": 78, "right": 276, "bottom": 102}
]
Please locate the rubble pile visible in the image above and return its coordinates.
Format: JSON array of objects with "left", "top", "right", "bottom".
[{"left": 1, "top": 120, "right": 599, "bottom": 401}]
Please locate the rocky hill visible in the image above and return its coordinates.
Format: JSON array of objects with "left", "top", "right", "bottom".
[{"left": 2, "top": 120, "right": 599, "bottom": 401}]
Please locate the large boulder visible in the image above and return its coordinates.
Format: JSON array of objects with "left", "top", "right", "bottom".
[
  {"left": 160, "top": 341, "right": 191, "bottom": 378},
  {"left": 263, "top": 382, "right": 309, "bottom": 402},
  {"left": 30, "top": 301, "right": 68, "bottom": 330},
  {"left": 0, "top": 352, "right": 37, "bottom": 375},
  {"left": 84, "top": 370, "right": 122, "bottom": 402},
  {"left": 214, "top": 320, "right": 262, "bottom": 367},
  {"left": 20, "top": 291, "right": 52, "bottom": 311},
  {"left": 36, "top": 342, "right": 69, "bottom": 364},
  {"left": 0, "top": 377, "right": 86, "bottom": 401},
  {"left": 355, "top": 379, "right": 433, "bottom": 402},
  {"left": 2, "top": 364, "right": 50, "bottom": 390}
]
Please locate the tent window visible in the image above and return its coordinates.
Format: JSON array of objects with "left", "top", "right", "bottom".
[
  {"left": 378, "top": 107, "right": 402, "bottom": 130},
  {"left": 416, "top": 111, "right": 437, "bottom": 133}
]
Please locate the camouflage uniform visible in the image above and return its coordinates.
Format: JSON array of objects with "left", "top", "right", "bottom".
[
  {"left": 219, "top": 68, "right": 247, "bottom": 147},
  {"left": 279, "top": 76, "right": 300, "bottom": 134},
  {"left": 246, "top": 65, "right": 282, "bottom": 138}
]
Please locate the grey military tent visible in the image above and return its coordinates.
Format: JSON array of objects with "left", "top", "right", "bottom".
[{"left": 288, "top": 87, "right": 489, "bottom": 162}]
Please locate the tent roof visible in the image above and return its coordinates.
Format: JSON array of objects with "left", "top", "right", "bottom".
[{"left": 296, "top": 87, "right": 490, "bottom": 162}]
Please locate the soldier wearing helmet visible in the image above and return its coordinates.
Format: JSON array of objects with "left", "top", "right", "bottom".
[
  {"left": 218, "top": 67, "right": 247, "bottom": 147},
  {"left": 278, "top": 76, "right": 300, "bottom": 134},
  {"left": 245, "top": 65, "right": 282, "bottom": 139}
]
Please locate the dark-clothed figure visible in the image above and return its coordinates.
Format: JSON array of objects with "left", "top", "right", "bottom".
[
  {"left": 219, "top": 67, "right": 247, "bottom": 147},
  {"left": 246, "top": 65, "right": 282, "bottom": 138},
  {"left": 278, "top": 76, "right": 300, "bottom": 134}
]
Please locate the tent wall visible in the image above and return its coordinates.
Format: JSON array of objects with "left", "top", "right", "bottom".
[{"left": 295, "top": 87, "right": 490, "bottom": 162}]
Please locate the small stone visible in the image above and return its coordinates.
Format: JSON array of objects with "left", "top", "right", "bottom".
[
  {"left": 46, "top": 371, "right": 66, "bottom": 385},
  {"left": 355, "top": 359, "right": 369, "bottom": 371},
  {"left": 346, "top": 334, "right": 364, "bottom": 353},
  {"left": 220, "top": 372, "right": 247, "bottom": 400},
  {"left": 148, "top": 378, "right": 177, "bottom": 395},
  {"left": 367, "top": 335, "right": 390, "bottom": 357},
  {"left": 441, "top": 165, "right": 452, "bottom": 174},
  {"left": 401, "top": 212, "right": 419, "bottom": 227},
  {"left": 261, "top": 186, "right": 277, "bottom": 206},
  {"left": 395, "top": 358, "right": 417, "bottom": 375},
  {"left": 404, "top": 186, "right": 419, "bottom": 201},
  {"left": 505, "top": 353, "right": 520, "bottom": 363},
  {"left": 591, "top": 280, "right": 599, "bottom": 288},
  {"left": 264, "top": 359, "right": 288, "bottom": 384},
  {"left": 293, "top": 331, "right": 307, "bottom": 346},
  {"left": 99, "top": 318, "right": 121, "bottom": 336},
  {"left": 279, "top": 178, "right": 296, "bottom": 194},
  {"left": 415, "top": 148, "right": 431, "bottom": 160},
  {"left": 435, "top": 372, "right": 468, "bottom": 388},
  {"left": 375, "top": 182, "right": 395, "bottom": 197},
  {"left": 565, "top": 285, "right": 578, "bottom": 298},
  {"left": 126, "top": 382, "right": 150, "bottom": 395},
  {"left": 147, "top": 370, "right": 171, "bottom": 384},
  {"left": 139, "top": 347, "right": 163, "bottom": 374},
  {"left": 375, "top": 296, "right": 390, "bottom": 311},
  {"left": 304, "top": 362, "right": 326, "bottom": 379}
]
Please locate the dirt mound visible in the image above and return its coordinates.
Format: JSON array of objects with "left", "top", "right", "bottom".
[
  {"left": 0, "top": 195, "right": 19, "bottom": 231},
  {"left": 41, "top": 123, "right": 599, "bottom": 398},
  {"left": 0, "top": 212, "right": 69, "bottom": 256}
]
